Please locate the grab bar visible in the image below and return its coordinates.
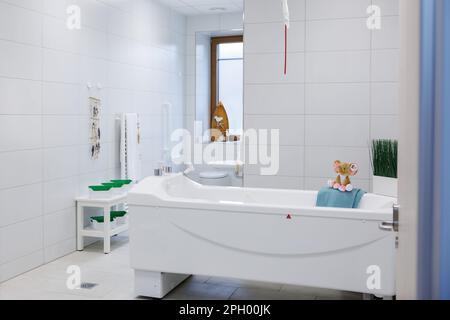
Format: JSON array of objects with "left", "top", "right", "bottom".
[{"left": 379, "top": 221, "right": 395, "bottom": 231}]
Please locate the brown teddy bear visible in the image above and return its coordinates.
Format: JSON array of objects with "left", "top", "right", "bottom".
[{"left": 327, "top": 160, "right": 359, "bottom": 192}]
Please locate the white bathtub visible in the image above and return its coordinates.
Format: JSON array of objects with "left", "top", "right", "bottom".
[{"left": 128, "top": 174, "right": 397, "bottom": 298}]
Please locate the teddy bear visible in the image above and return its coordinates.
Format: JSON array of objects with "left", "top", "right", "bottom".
[{"left": 327, "top": 160, "right": 359, "bottom": 192}]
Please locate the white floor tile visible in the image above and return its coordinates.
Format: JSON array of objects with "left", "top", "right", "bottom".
[
  {"left": 230, "top": 287, "right": 315, "bottom": 301},
  {"left": 0, "top": 237, "right": 361, "bottom": 300}
]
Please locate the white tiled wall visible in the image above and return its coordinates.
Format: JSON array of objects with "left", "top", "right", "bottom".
[
  {"left": 243, "top": 0, "right": 400, "bottom": 191},
  {"left": 0, "top": 0, "right": 186, "bottom": 282},
  {"left": 194, "top": 33, "right": 211, "bottom": 135}
]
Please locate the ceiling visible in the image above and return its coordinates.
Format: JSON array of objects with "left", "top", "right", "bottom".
[{"left": 160, "top": 0, "right": 243, "bottom": 15}]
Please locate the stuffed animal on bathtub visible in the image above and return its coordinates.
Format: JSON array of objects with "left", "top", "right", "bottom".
[{"left": 327, "top": 160, "right": 359, "bottom": 192}]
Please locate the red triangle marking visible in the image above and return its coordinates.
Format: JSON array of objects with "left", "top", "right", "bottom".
[{"left": 286, "top": 214, "right": 292, "bottom": 220}]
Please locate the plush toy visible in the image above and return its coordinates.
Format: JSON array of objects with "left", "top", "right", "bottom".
[{"left": 327, "top": 160, "right": 359, "bottom": 192}]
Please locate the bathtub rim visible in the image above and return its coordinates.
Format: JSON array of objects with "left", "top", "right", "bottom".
[{"left": 128, "top": 175, "right": 395, "bottom": 222}]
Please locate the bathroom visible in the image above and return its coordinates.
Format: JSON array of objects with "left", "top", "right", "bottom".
[{"left": 0, "top": 0, "right": 449, "bottom": 302}]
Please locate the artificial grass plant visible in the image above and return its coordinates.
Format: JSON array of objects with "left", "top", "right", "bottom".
[{"left": 370, "top": 139, "right": 398, "bottom": 179}]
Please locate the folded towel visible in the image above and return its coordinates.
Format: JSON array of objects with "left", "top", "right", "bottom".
[{"left": 316, "top": 187, "right": 366, "bottom": 209}]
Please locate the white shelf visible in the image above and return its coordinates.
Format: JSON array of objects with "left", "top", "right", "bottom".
[
  {"left": 81, "top": 223, "right": 129, "bottom": 238},
  {"left": 76, "top": 194, "right": 127, "bottom": 207}
]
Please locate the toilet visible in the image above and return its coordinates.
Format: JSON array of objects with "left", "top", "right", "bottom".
[{"left": 199, "top": 171, "right": 230, "bottom": 186}]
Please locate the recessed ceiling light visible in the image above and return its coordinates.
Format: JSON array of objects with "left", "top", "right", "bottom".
[{"left": 209, "top": 7, "right": 227, "bottom": 12}]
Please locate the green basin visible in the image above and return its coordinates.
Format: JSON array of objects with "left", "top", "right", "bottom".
[
  {"left": 102, "top": 182, "right": 123, "bottom": 188},
  {"left": 111, "top": 211, "right": 127, "bottom": 218},
  {"left": 90, "top": 216, "right": 114, "bottom": 223},
  {"left": 111, "top": 180, "right": 133, "bottom": 185},
  {"left": 89, "top": 186, "right": 112, "bottom": 192}
]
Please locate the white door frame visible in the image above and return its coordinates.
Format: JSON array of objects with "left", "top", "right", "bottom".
[{"left": 397, "top": 0, "right": 421, "bottom": 299}]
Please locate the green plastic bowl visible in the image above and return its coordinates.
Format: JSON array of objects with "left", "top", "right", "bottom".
[
  {"left": 102, "top": 182, "right": 123, "bottom": 188},
  {"left": 111, "top": 180, "right": 133, "bottom": 185},
  {"left": 89, "top": 185, "right": 112, "bottom": 192},
  {"left": 90, "top": 216, "right": 115, "bottom": 223},
  {"left": 111, "top": 211, "right": 127, "bottom": 218}
]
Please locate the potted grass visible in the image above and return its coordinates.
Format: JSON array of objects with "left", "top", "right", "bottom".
[{"left": 370, "top": 139, "right": 398, "bottom": 197}]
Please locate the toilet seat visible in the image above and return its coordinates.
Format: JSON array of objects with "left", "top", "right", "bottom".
[{"left": 199, "top": 171, "right": 228, "bottom": 179}]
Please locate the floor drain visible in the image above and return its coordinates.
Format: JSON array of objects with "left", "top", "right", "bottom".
[{"left": 80, "top": 282, "right": 99, "bottom": 290}]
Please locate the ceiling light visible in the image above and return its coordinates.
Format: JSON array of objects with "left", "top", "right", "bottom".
[{"left": 209, "top": 7, "right": 227, "bottom": 12}]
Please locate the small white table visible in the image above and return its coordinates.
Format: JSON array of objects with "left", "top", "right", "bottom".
[{"left": 76, "top": 194, "right": 128, "bottom": 254}]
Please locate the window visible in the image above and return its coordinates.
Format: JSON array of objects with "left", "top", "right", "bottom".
[{"left": 211, "top": 36, "right": 244, "bottom": 140}]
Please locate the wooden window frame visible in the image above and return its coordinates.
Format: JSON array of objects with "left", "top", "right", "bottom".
[{"left": 210, "top": 35, "right": 244, "bottom": 126}]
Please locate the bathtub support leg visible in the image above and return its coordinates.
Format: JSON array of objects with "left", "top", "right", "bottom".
[
  {"left": 363, "top": 293, "right": 395, "bottom": 300},
  {"left": 362, "top": 293, "right": 372, "bottom": 300},
  {"left": 134, "top": 270, "right": 190, "bottom": 299}
]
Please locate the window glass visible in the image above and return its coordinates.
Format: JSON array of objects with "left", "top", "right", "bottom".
[
  {"left": 218, "top": 42, "right": 244, "bottom": 60},
  {"left": 217, "top": 42, "right": 243, "bottom": 136}
]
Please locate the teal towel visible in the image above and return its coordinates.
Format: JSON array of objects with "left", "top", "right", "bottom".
[{"left": 316, "top": 187, "right": 366, "bottom": 209}]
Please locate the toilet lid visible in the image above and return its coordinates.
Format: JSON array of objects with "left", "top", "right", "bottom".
[{"left": 199, "top": 171, "right": 228, "bottom": 179}]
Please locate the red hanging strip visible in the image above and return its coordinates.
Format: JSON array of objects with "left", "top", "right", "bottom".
[{"left": 284, "top": 24, "right": 288, "bottom": 75}]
